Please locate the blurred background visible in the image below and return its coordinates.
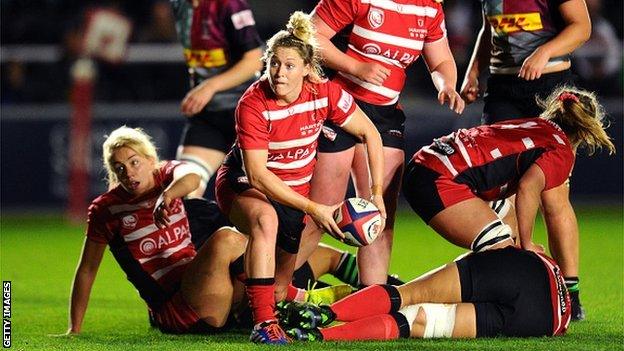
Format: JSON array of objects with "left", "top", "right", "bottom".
[{"left": 1, "top": 0, "right": 622, "bottom": 215}]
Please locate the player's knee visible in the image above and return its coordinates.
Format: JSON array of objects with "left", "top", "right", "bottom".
[
  {"left": 212, "top": 227, "right": 245, "bottom": 252},
  {"left": 202, "top": 314, "right": 228, "bottom": 329},
  {"left": 253, "top": 214, "right": 279, "bottom": 239},
  {"left": 471, "top": 220, "right": 513, "bottom": 252}
]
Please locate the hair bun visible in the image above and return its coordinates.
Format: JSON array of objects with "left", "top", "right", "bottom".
[{"left": 286, "top": 11, "right": 313, "bottom": 43}]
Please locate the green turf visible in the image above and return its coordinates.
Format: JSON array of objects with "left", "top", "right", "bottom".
[{"left": 1, "top": 206, "right": 622, "bottom": 350}]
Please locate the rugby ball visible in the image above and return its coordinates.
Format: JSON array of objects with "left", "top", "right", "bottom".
[{"left": 332, "top": 198, "right": 382, "bottom": 247}]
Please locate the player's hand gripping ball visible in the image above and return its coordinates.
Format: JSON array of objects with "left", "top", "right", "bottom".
[{"left": 331, "top": 197, "right": 382, "bottom": 247}]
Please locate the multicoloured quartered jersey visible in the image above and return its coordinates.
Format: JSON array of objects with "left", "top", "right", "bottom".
[
  {"left": 171, "top": 0, "right": 262, "bottom": 110},
  {"left": 481, "top": 0, "right": 571, "bottom": 74}
]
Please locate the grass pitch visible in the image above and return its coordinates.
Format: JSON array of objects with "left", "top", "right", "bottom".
[{"left": 1, "top": 206, "right": 622, "bottom": 350}]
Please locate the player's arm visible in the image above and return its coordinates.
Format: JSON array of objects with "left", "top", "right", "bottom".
[
  {"left": 242, "top": 149, "right": 343, "bottom": 237},
  {"left": 67, "top": 238, "right": 106, "bottom": 334},
  {"left": 154, "top": 163, "right": 202, "bottom": 228},
  {"left": 515, "top": 164, "right": 547, "bottom": 252},
  {"left": 460, "top": 11, "right": 491, "bottom": 103},
  {"left": 311, "top": 14, "right": 390, "bottom": 86},
  {"left": 540, "top": 182, "right": 579, "bottom": 274},
  {"left": 181, "top": 47, "right": 263, "bottom": 116},
  {"left": 339, "top": 106, "right": 387, "bottom": 227},
  {"left": 422, "top": 37, "right": 464, "bottom": 114},
  {"left": 518, "top": 0, "right": 591, "bottom": 80}
]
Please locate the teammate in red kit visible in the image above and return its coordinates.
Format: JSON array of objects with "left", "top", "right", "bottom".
[
  {"left": 400, "top": 87, "right": 614, "bottom": 321},
  {"left": 215, "top": 12, "right": 385, "bottom": 344},
  {"left": 282, "top": 245, "right": 572, "bottom": 341},
  {"left": 64, "top": 126, "right": 247, "bottom": 335},
  {"left": 295, "top": 0, "right": 465, "bottom": 288}
]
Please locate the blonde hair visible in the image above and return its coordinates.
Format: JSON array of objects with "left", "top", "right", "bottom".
[
  {"left": 262, "top": 11, "right": 323, "bottom": 83},
  {"left": 102, "top": 126, "right": 159, "bottom": 186},
  {"left": 539, "top": 86, "right": 616, "bottom": 155}
]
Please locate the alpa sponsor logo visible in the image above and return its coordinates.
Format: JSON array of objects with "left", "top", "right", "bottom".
[
  {"left": 139, "top": 225, "right": 190, "bottom": 255},
  {"left": 268, "top": 146, "right": 313, "bottom": 162}
]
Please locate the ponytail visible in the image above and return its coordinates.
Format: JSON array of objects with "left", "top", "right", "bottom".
[{"left": 539, "top": 86, "right": 615, "bottom": 155}]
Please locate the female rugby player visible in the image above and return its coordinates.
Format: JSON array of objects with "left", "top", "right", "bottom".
[{"left": 214, "top": 12, "right": 386, "bottom": 344}]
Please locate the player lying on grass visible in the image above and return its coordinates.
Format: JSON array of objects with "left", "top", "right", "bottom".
[
  {"left": 63, "top": 126, "right": 398, "bottom": 335},
  {"left": 281, "top": 245, "right": 571, "bottom": 340},
  {"left": 401, "top": 86, "right": 615, "bottom": 320}
]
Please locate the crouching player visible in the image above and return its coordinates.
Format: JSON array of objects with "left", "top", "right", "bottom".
[
  {"left": 401, "top": 87, "right": 615, "bottom": 319},
  {"left": 282, "top": 245, "right": 571, "bottom": 340}
]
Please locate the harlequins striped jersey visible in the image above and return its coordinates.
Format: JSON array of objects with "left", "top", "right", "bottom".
[
  {"left": 480, "top": 0, "right": 571, "bottom": 74},
  {"left": 171, "top": 0, "right": 262, "bottom": 110}
]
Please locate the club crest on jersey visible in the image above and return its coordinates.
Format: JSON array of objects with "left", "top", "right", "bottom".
[
  {"left": 122, "top": 214, "right": 138, "bottom": 229},
  {"left": 363, "top": 43, "right": 381, "bottom": 55},
  {"left": 368, "top": 7, "right": 384, "bottom": 29}
]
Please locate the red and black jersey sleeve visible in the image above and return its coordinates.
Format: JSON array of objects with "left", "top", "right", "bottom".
[
  {"left": 534, "top": 146, "right": 574, "bottom": 191},
  {"left": 86, "top": 201, "right": 112, "bottom": 244},
  {"left": 155, "top": 160, "right": 183, "bottom": 188}
]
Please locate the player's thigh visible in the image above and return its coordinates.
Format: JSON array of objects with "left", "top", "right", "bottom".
[
  {"left": 399, "top": 262, "right": 462, "bottom": 305},
  {"left": 429, "top": 198, "right": 500, "bottom": 249},
  {"left": 229, "top": 189, "right": 278, "bottom": 237},
  {"left": 309, "top": 148, "right": 355, "bottom": 205}
]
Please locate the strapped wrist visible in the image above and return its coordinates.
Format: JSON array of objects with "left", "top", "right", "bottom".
[
  {"left": 371, "top": 184, "right": 383, "bottom": 196},
  {"left": 304, "top": 200, "right": 317, "bottom": 215}
]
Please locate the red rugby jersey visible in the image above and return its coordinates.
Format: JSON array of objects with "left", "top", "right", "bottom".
[
  {"left": 534, "top": 252, "right": 572, "bottom": 335},
  {"left": 313, "top": 0, "right": 446, "bottom": 105},
  {"left": 86, "top": 161, "right": 196, "bottom": 298},
  {"left": 412, "top": 118, "right": 575, "bottom": 200},
  {"left": 235, "top": 79, "right": 356, "bottom": 196}
]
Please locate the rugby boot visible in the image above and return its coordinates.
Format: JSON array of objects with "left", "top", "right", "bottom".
[
  {"left": 279, "top": 301, "right": 336, "bottom": 329},
  {"left": 250, "top": 320, "right": 290, "bottom": 345},
  {"left": 570, "top": 291, "right": 586, "bottom": 321},
  {"left": 285, "top": 326, "right": 323, "bottom": 341},
  {"left": 305, "top": 284, "right": 355, "bottom": 305}
]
